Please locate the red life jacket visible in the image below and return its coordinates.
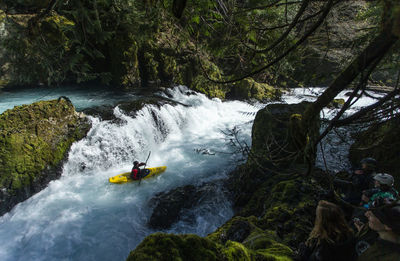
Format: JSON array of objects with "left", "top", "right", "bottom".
[{"left": 131, "top": 168, "right": 140, "bottom": 180}]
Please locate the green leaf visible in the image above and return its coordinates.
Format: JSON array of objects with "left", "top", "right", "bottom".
[
  {"left": 248, "top": 30, "right": 257, "bottom": 43},
  {"left": 192, "top": 16, "right": 200, "bottom": 24}
]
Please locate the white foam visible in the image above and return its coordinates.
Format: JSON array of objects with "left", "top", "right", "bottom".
[
  {"left": 0, "top": 85, "right": 258, "bottom": 261},
  {"left": 0, "top": 85, "right": 385, "bottom": 260}
]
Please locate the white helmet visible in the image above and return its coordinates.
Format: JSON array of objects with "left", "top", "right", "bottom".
[{"left": 374, "top": 173, "right": 394, "bottom": 186}]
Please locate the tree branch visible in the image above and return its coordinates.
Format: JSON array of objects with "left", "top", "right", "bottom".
[
  {"left": 302, "top": 28, "right": 398, "bottom": 130},
  {"left": 334, "top": 88, "right": 400, "bottom": 126},
  {"left": 203, "top": 0, "right": 335, "bottom": 84},
  {"left": 251, "top": 0, "right": 310, "bottom": 54}
]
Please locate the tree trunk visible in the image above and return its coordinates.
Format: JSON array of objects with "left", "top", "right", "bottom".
[{"left": 301, "top": 29, "right": 398, "bottom": 131}]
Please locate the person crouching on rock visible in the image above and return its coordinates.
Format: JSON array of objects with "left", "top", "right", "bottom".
[
  {"left": 131, "top": 161, "right": 146, "bottom": 180},
  {"left": 298, "top": 200, "right": 356, "bottom": 261}
]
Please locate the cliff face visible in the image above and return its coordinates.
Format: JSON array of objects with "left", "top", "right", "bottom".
[
  {"left": 127, "top": 102, "right": 323, "bottom": 260},
  {"left": 0, "top": 98, "right": 90, "bottom": 215}
]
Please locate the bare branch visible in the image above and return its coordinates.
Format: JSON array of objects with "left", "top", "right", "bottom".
[
  {"left": 334, "top": 88, "right": 400, "bottom": 126},
  {"left": 202, "top": 0, "right": 335, "bottom": 84}
]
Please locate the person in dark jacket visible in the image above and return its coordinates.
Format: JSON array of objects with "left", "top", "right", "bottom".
[
  {"left": 334, "top": 158, "right": 377, "bottom": 205},
  {"left": 131, "top": 161, "right": 146, "bottom": 180},
  {"left": 357, "top": 200, "right": 400, "bottom": 261},
  {"left": 299, "top": 200, "right": 356, "bottom": 261}
]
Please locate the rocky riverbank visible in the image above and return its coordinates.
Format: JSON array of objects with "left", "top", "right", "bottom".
[
  {"left": 0, "top": 97, "right": 90, "bottom": 215},
  {"left": 127, "top": 101, "right": 325, "bottom": 260}
]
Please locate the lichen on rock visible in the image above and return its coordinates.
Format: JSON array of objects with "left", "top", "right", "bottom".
[{"left": 0, "top": 98, "right": 90, "bottom": 215}]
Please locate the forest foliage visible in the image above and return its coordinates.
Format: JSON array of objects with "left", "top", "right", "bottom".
[{"left": 0, "top": 0, "right": 396, "bottom": 90}]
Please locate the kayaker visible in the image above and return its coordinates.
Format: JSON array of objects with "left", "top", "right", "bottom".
[{"left": 131, "top": 161, "right": 146, "bottom": 180}]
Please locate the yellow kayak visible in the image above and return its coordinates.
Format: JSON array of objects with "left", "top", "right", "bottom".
[{"left": 109, "top": 166, "right": 167, "bottom": 184}]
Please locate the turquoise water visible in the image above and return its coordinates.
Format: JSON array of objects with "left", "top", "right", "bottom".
[
  {"left": 0, "top": 86, "right": 260, "bottom": 261},
  {"left": 0, "top": 85, "right": 136, "bottom": 114},
  {"left": 0, "top": 85, "right": 382, "bottom": 260}
]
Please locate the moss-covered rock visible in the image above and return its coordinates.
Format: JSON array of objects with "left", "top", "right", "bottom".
[
  {"left": 327, "top": 98, "right": 345, "bottom": 109},
  {"left": 0, "top": 98, "right": 90, "bottom": 215},
  {"left": 128, "top": 232, "right": 293, "bottom": 261},
  {"left": 349, "top": 117, "right": 400, "bottom": 190},
  {"left": 226, "top": 78, "right": 282, "bottom": 101},
  {"left": 127, "top": 233, "right": 221, "bottom": 261},
  {"left": 249, "top": 102, "right": 320, "bottom": 171}
]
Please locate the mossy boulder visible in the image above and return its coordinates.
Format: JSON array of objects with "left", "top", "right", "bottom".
[
  {"left": 226, "top": 78, "right": 282, "bottom": 101},
  {"left": 327, "top": 98, "right": 345, "bottom": 109},
  {"left": 249, "top": 102, "right": 320, "bottom": 171},
  {"left": 127, "top": 232, "right": 293, "bottom": 261},
  {"left": 127, "top": 233, "right": 221, "bottom": 261},
  {"left": 349, "top": 117, "right": 400, "bottom": 190},
  {"left": 0, "top": 98, "right": 90, "bottom": 215},
  {"left": 230, "top": 169, "right": 320, "bottom": 248}
]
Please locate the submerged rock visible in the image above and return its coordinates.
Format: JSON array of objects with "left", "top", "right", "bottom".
[
  {"left": 82, "top": 96, "right": 174, "bottom": 122},
  {"left": 0, "top": 97, "right": 90, "bottom": 215},
  {"left": 148, "top": 182, "right": 227, "bottom": 230}
]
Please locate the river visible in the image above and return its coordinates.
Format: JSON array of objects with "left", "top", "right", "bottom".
[{"left": 0, "top": 85, "right": 382, "bottom": 260}]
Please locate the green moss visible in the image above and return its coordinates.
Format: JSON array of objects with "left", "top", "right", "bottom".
[
  {"left": 207, "top": 216, "right": 259, "bottom": 243},
  {"left": 128, "top": 232, "right": 293, "bottom": 261},
  {"left": 127, "top": 233, "right": 220, "bottom": 261},
  {"left": 228, "top": 78, "right": 282, "bottom": 101},
  {"left": 40, "top": 13, "right": 75, "bottom": 50},
  {"left": 248, "top": 102, "right": 320, "bottom": 170},
  {"left": 221, "top": 241, "right": 252, "bottom": 260},
  {"left": 0, "top": 99, "right": 89, "bottom": 195},
  {"left": 327, "top": 98, "right": 345, "bottom": 109}
]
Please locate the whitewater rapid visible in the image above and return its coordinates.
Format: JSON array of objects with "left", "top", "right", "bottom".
[
  {"left": 0, "top": 86, "right": 262, "bottom": 261},
  {"left": 0, "top": 86, "right": 384, "bottom": 260}
]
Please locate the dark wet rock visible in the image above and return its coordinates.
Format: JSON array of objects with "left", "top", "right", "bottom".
[
  {"left": 82, "top": 96, "right": 175, "bottom": 122},
  {"left": 82, "top": 104, "right": 116, "bottom": 121},
  {"left": 225, "top": 219, "right": 251, "bottom": 243},
  {"left": 148, "top": 185, "right": 196, "bottom": 229},
  {"left": 148, "top": 182, "right": 227, "bottom": 230},
  {"left": 0, "top": 98, "right": 90, "bottom": 216},
  {"left": 185, "top": 91, "right": 197, "bottom": 96}
]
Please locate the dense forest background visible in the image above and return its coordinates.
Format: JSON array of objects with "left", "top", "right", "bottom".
[{"left": 0, "top": 0, "right": 398, "bottom": 93}]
